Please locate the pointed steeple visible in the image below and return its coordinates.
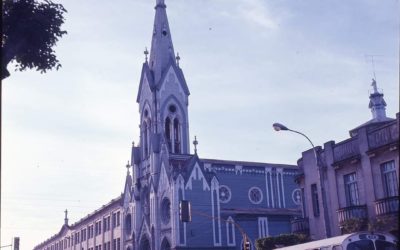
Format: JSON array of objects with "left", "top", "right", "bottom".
[
  {"left": 369, "top": 78, "right": 387, "bottom": 120},
  {"left": 149, "top": 0, "right": 176, "bottom": 83}
]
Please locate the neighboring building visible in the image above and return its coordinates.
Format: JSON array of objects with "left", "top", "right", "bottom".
[
  {"left": 34, "top": 196, "right": 123, "bottom": 250},
  {"left": 293, "top": 80, "right": 399, "bottom": 240},
  {"left": 34, "top": 0, "right": 301, "bottom": 250}
]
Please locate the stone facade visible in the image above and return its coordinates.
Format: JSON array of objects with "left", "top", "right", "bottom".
[
  {"left": 33, "top": 1, "right": 301, "bottom": 250},
  {"left": 294, "top": 84, "right": 399, "bottom": 240}
]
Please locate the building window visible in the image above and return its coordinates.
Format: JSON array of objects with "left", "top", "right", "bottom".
[
  {"left": 344, "top": 172, "right": 359, "bottom": 206},
  {"left": 219, "top": 185, "right": 232, "bottom": 203},
  {"left": 226, "top": 217, "right": 236, "bottom": 246},
  {"left": 301, "top": 188, "right": 306, "bottom": 218},
  {"left": 258, "top": 217, "right": 268, "bottom": 238},
  {"left": 169, "top": 104, "right": 176, "bottom": 113},
  {"left": 165, "top": 117, "right": 171, "bottom": 150},
  {"left": 311, "top": 184, "right": 320, "bottom": 217},
  {"left": 248, "top": 187, "right": 263, "bottom": 204},
  {"left": 161, "top": 198, "right": 171, "bottom": 224},
  {"left": 112, "top": 213, "right": 116, "bottom": 228},
  {"left": 143, "top": 121, "right": 149, "bottom": 157},
  {"left": 103, "top": 216, "right": 110, "bottom": 231},
  {"left": 117, "top": 211, "right": 120, "bottom": 226},
  {"left": 173, "top": 118, "right": 181, "bottom": 153},
  {"left": 381, "top": 161, "right": 398, "bottom": 197},
  {"left": 125, "top": 214, "right": 132, "bottom": 234}
]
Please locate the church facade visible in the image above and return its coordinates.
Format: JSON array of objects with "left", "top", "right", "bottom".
[{"left": 33, "top": 1, "right": 301, "bottom": 250}]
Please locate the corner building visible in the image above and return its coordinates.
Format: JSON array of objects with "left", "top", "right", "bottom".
[
  {"left": 34, "top": 1, "right": 301, "bottom": 250},
  {"left": 293, "top": 81, "right": 399, "bottom": 240}
]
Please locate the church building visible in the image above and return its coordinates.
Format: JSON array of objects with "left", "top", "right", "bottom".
[{"left": 33, "top": 1, "right": 301, "bottom": 250}]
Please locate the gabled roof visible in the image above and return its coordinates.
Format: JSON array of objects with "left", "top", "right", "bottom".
[
  {"left": 170, "top": 154, "right": 216, "bottom": 186},
  {"left": 156, "top": 58, "right": 190, "bottom": 96},
  {"left": 34, "top": 224, "right": 70, "bottom": 250},
  {"left": 136, "top": 62, "right": 155, "bottom": 103}
]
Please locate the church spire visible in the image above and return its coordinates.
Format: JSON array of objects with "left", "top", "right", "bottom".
[
  {"left": 149, "top": 0, "right": 175, "bottom": 83},
  {"left": 369, "top": 78, "right": 387, "bottom": 120}
]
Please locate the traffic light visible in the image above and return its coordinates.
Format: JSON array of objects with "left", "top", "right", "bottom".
[
  {"left": 14, "top": 237, "right": 20, "bottom": 250},
  {"left": 179, "top": 200, "right": 191, "bottom": 222}
]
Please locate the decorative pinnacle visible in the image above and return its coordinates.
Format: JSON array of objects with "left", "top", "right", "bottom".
[
  {"left": 126, "top": 161, "right": 130, "bottom": 174},
  {"left": 132, "top": 141, "right": 135, "bottom": 147},
  {"left": 193, "top": 136, "right": 198, "bottom": 154},
  {"left": 176, "top": 52, "right": 180, "bottom": 66},
  {"left": 144, "top": 47, "right": 149, "bottom": 62}
]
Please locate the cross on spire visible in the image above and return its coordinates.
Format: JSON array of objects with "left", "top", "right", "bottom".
[
  {"left": 193, "top": 136, "right": 198, "bottom": 154},
  {"left": 64, "top": 209, "right": 68, "bottom": 225},
  {"left": 144, "top": 47, "right": 149, "bottom": 62},
  {"left": 176, "top": 52, "right": 180, "bottom": 66},
  {"left": 126, "top": 161, "right": 131, "bottom": 175}
]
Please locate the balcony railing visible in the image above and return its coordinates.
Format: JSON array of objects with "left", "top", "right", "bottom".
[
  {"left": 291, "top": 217, "right": 309, "bottom": 235},
  {"left": 333, "top": 138, "right": 359, "bottom": 162},
  {"left": 375, "top": 196, "right": 399, "bottom": 216},
  {"left": 337, "top": 204, "right": 367, "bottom": 224},
  {"left": 368, "top": 122, "right": 399, "bottom": 150}
]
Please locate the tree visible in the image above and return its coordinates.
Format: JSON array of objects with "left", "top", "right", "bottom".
[
  {"left": 256, "top": 234, "right": 309, "bottom": 250},
  {"left": 2, "top": 0, "right": 67, "bottom": 80}
]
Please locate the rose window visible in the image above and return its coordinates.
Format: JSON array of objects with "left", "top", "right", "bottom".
[
  {"left": 219, "top": 185, "right": 231, "bottom": 203},
  {"left": 248, "top": 187, "right": 263, "bottom": 204}
]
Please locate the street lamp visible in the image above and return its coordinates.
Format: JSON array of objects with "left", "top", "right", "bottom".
[{"left": 272, "top": 122, "right": 331, "bottom": 238}]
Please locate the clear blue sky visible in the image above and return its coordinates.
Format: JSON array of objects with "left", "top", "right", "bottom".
[{"left": 2, "top": 0, "right": 399, "bottom": 249}]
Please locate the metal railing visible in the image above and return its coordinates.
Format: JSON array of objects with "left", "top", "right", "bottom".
[
  {"left": 291, "top": 217, "right": 309, "bottom": 235},
  {"left": 337, "top": 204, "right": 367, "bottom": 224},
  {"left": 375, "top": 196, "right": 399, "bottom": 216}
]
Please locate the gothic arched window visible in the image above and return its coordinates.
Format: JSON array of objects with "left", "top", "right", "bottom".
[
  {"left": 173, "top": 118, "right": 180, "bottom": 153},
  {"left": 125, "top": 214, "right": 132, "bottom": 235},
  {"left": 165, "top": 117, "right": 171, "bottom": 150},
  {"left": 143, "top": 121, "right": 148, "bottom": 157}
]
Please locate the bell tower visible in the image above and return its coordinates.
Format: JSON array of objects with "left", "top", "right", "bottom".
[{"left": 135, "top": 0, "right": 191, "bottom": 161}]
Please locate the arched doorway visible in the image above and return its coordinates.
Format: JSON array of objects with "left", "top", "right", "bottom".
[
  {"left": 160, "top": 238, "right": 171, "bottom": 250},
  {"left": 139, "top": 235, "right": 150, "bottom": 250}
]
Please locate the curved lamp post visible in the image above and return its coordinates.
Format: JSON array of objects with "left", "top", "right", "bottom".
[{"left": 272, "top": 122, "right": 331, "bottom": 238}]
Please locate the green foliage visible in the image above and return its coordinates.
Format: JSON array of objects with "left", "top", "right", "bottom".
[
  {"left": 2, "top": 0, "right": 67, "bottom": 79},
  {"left": 340, "top": 218, "right": 367, "bottom": 234},
  {"left": 256, "top": 233, "right": 309, "bottom": 250},
  {"left": 368, "top": 215, "right": 399, "bottom": 234}
]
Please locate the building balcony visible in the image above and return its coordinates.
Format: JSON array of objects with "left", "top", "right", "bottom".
[
  {"left": 375, "top": 196, "right": 399, "bottom": 216},
  {"left": 333, "top": 138, "right": 360, "bottom": 163},
  {"left": 337, "top": 204, "right": 368, "bottom": 224},
  {"left": 368, "top": 122, "right": 399, "bottom": 150},
  {"left": 291, "top": 217, "right": 309, "bottom": 235}
]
